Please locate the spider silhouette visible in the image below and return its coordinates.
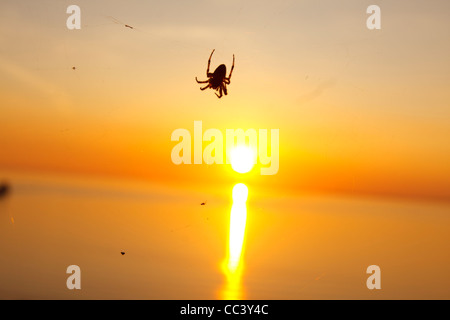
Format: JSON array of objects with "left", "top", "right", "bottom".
[{"left": 196, "top": 49, "right": 235, "bottom": 98}]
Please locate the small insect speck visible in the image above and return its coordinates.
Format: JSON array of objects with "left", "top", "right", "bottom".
[{"left": 0, "top": 183, "right": 10, "bottom": 198}]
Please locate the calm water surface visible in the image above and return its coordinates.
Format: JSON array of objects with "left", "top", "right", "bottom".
[{"left": 1, "top": 174, "right": 449, "bottom": 299}]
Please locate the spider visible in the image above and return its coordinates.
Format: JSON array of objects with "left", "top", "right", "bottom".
[{"left": 196, "top": 49, "right": 235, "bottom": 98}]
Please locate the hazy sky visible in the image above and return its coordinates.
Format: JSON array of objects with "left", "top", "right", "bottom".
[{"left": 0, "top": 0, "right": 449, "bottom": 200}]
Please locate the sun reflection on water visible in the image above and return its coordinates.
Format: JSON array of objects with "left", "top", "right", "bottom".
[{"left": 220, "top": 183, "right": 248, "bottom": 299}]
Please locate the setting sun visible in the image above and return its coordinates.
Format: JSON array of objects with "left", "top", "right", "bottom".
[{"left": 230, "top": 146, "right": 255, "bottom": 174}]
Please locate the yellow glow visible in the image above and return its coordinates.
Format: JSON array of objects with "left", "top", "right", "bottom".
[
  {"left": 220, "top": 183, "right": 248, "bottom": 299},
  {"left": 221, "top": 264, "right": 244, "bottom": 300},
  {"left": 230, "top": 146, "right": 255, "bottom": 174}
]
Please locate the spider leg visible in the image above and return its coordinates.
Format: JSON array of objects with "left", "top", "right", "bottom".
[
  {"left": 200, "top": 84, "right": 210, "bottom": 90},
  {"left": 196, "top": 77, "right": 209, "bottom": 83},
  {"left": 223, "top": 83, "right": 228, "bottom": 95},
  {"left": 207, "top": 49, "right": 215, "bottom": 77},
  {"left": 215, "top": 85, "right": 223, "bottom": 98},
  {"left": 227, "top": 54, "right": 235, "bottom": 81},
  {"left": 224, "top": 78, "right": 230, "bottom": 84}
]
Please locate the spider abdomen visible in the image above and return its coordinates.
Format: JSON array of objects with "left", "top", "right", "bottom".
[{"left": 210, "top": 64, "right": 227, "bottom": 88}]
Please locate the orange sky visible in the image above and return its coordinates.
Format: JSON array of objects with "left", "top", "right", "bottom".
[{"left": 0, "top": 0, "right": 449, "bottom": 201}]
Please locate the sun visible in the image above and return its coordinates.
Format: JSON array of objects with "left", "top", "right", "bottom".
[{"left": 230, "top": 146, "right": 255, "bottom": 174}]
